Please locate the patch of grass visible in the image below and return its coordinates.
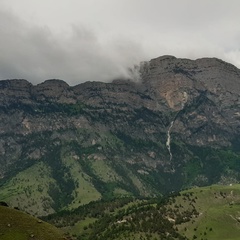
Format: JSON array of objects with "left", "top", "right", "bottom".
[
  {"left": 0, "top": 162, "right": 57, "bottom": 216},
  {"left": 89, "top": 159, "right": 121, "bottom": 182},
  {"left": 175, "top": 184, "right": 240, "bottom": 240},
  {"left": 63, "top": 217, "right": 97, "bottom": 236},
  {"left": 0, "top": 206, "right": 64, "bottom": 240},
  {"left": 61, "top": 156, "right": 101, "bottom": 209},
  {"left": 113, "top": 188, "right": 132, "bottom": 197}
]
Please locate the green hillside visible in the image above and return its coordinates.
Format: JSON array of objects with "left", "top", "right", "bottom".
[
  {"left": 0, "top": 132, "right": 164, "bottom": 216},
  {"left": 176, "top": 184, "right": 240, "bottom": 240},
  {"left": 44, "top": 184, "right": 240, "bottom": 240},
  {"left": 0, "top": 205, "right": 66, "bottom": 240},
  {"left": 1, "top": 123, "right": 240, "bottom": 217}
]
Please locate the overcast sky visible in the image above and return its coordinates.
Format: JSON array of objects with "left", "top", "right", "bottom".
[{"left": 0, "top": 0, "right": 239, "bottom": 85}]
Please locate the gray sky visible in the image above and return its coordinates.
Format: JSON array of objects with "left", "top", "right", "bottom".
[{"left": 0, "top": 0, "right": 239, "bottom": 85}]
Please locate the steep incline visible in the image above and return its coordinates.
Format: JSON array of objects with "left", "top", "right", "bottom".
[
  {"left": 0, "top": 56, "right": 240, "bottom": 215},
  {"left": 0, "top": 205, "right": 65, "bottom": 239}
]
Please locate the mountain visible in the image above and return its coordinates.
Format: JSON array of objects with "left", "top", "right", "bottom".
[
  {"left": 0, "top": 204, "right": 66, "bottom": 239},
  {"left": 0, "top": 55, "right": 240, "bottom": 216}
]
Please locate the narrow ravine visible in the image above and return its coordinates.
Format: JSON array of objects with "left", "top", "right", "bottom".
[{"left": 166, "top": 121, "right": 174, "bottom": 161}]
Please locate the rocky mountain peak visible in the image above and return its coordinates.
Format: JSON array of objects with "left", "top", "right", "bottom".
[
  {"left": 0, "top": 79, "right": 32, "bottom": 89},
  {"left": 0, "top": 79, "right": 33, "bottom": 105},
  {"left": 150, "top": 55, "right": 177, "bottom": 64},
  {"left": 37, "top": 79, "right": 69, "bottom": 88},
  {"left": 139, "top": 56, "right": 240, "bottom": 111},
  {"left": 0, "top": 55, "right": 240, "bottom": 216},
  {"left": 33, "top": 79, "right": 74, "bottom": 103}
]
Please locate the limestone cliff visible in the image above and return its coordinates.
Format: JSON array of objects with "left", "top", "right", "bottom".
[{"left": 0, "top": 56, "right": 240, "bottom": 216}]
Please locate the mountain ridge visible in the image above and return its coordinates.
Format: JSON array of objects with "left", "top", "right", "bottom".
[{"left": 0, "top": 55, "right": 240, "bottom": 216}]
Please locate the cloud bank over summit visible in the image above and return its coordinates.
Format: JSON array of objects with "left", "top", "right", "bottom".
[
  {"left": 0, "top": 0, "right": 240, "bottom": 85},
  {"left": 0, "top": 10, "right": 145, "bottom": 85}
]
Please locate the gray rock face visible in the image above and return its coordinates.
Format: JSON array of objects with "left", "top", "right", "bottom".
[
  {"left": 0, "top": 56, "right": 239, "bottom": 159},
  {"left": 140, "top": 56, "right": 240, "bottom": 146},
  {"left": 0, "top": 56, "right": 239, "bottom": 157},
  {"left": 0, "top": 56, "right": 240, "bottom": 214}
]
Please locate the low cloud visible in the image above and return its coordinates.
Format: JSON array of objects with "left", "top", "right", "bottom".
[
  {"left": 0, "top": 10, "right": 146, "bottom": 85},
  {"left": 0, "top": 1, "right": 240, "bottom": 85}
]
